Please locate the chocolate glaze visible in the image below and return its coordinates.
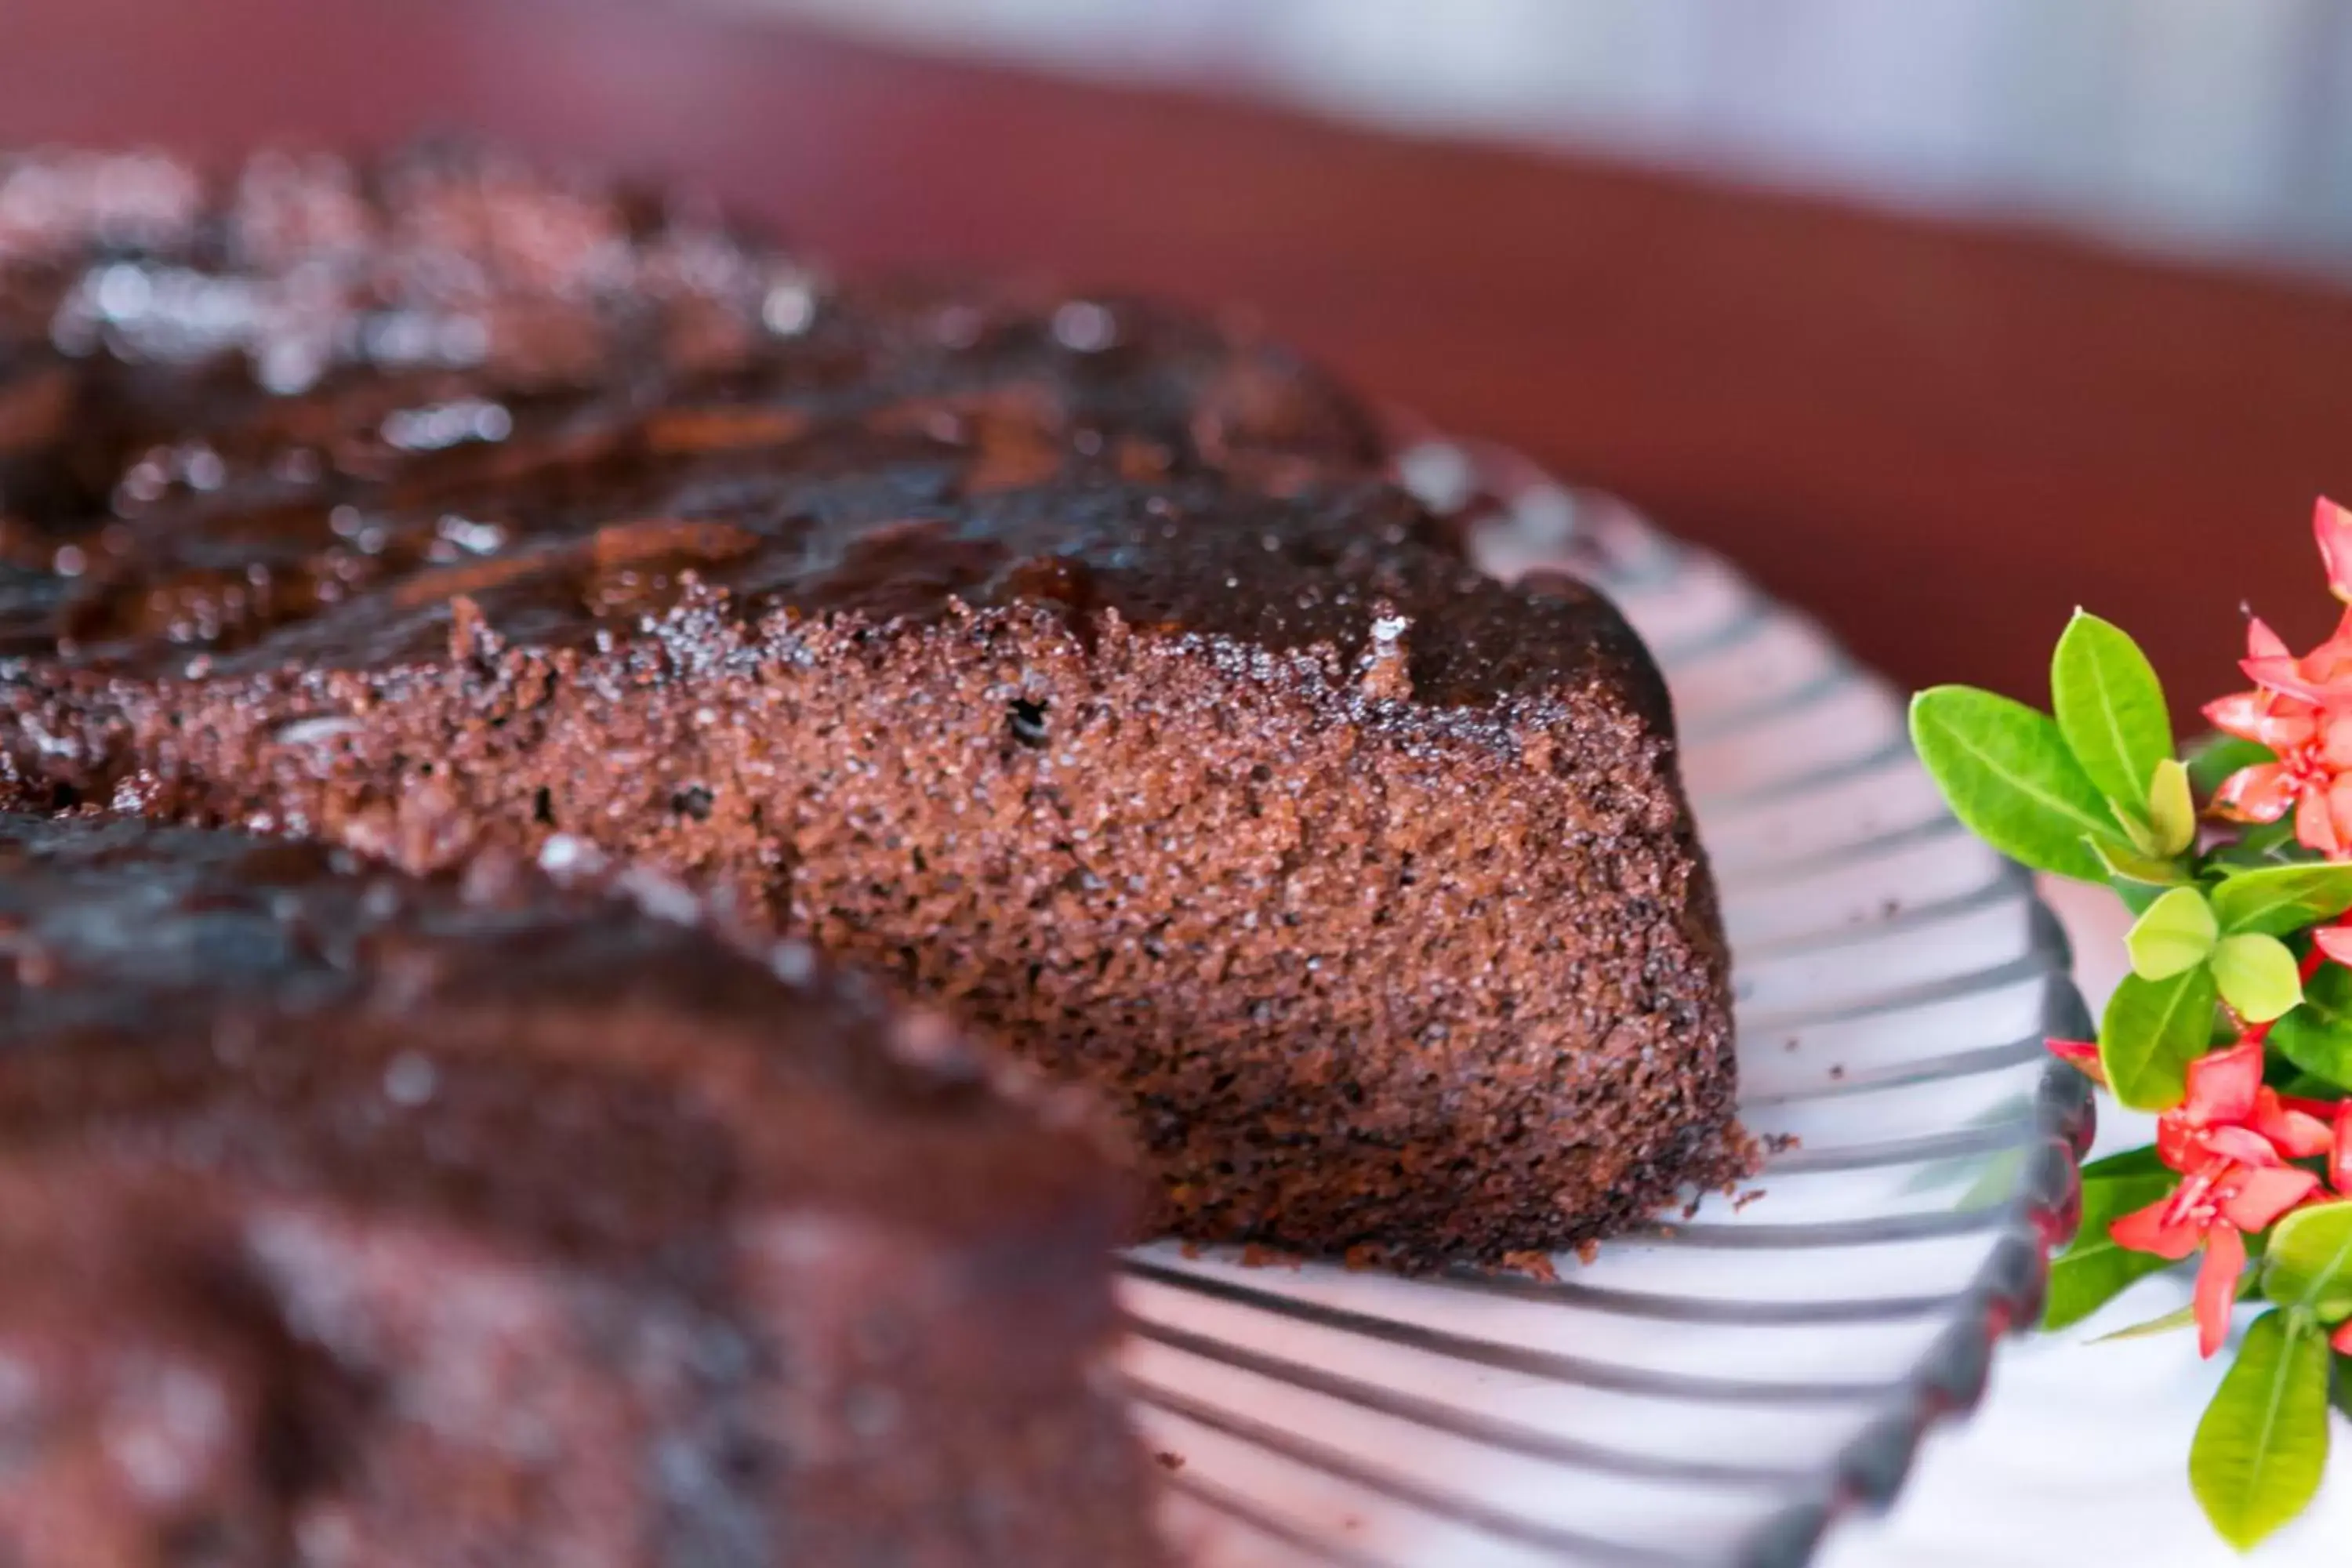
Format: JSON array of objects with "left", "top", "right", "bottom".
[
  {"left": 0, "top": 812, "right": 1160, "bottom": 1566},
  {"left": 0, "top": 147, "right": 1747, "bottom": 1271}
]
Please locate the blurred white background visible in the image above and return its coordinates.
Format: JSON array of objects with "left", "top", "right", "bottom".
[{"left": 734, "top": 0, "right": 2352, "bottom": 280}]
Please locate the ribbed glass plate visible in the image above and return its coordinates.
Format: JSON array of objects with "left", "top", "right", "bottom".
[{"left": 1119, "top": 433, "right": 2095, "bottom": 1568}]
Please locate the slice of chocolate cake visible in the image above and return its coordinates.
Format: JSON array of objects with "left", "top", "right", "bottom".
[
  {"left": 0, "top": 147, "right": 1744, "bottom": 1269},
  {"left": 0, "top": 813, "right": 1163, "bottom": 1566}
]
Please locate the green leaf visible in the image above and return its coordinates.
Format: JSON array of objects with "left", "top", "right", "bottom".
[
  {"left": 2263, "top": 1201, "right": 2352, "bottom": 1323},
  {"left": 2091, "top": 1301, "right": 2201, "bottom": 1342},
  {"left": 2188, "top": 732, "right": 2277, "bottom": 800},
  {"left": 2211, "top": 862, "right": 2352, "bottom": 936},
  {"left": 2212, "top": 933, "right": 2303, "bottom": 1024},
  {"left": 2190, "top": 1308, "right": 2331, "bottom": 1552},
  {"left": 2111, "top": 800, "right": 2167, "bottom": 858},
  {"left": 2100, "top": 966, "right": 2223, "bottom": 1111},
  {"left": 2125, "top": 886, "right": 2219, "bottom": 980},
  {"left": 2045, "top": 1161, "right": 2183, "bottom": 1330},
  {"left": 2274, "top": 961, "right": 2352, "bottom": 1094},
  {"left": 2052, "top": 611, "right": 2174, "bottom": 820},
  {"left": 2278, "top": 1069, "right": 2346, "bottom": 1099},
  {"left": 2207, "top": 820, "right": 2316, "bottom": 874},
  {"left": 2148, "top": 757, "right": 2198, "bottom": 856},
  {"left": 1910, "top": 687, "right": 2119, "bottom": 883},
  {"left": 2092, "top": 838, "right": 2192, "bottom": 887}
]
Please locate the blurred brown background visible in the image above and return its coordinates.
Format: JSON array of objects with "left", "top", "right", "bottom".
[{"left": 6, "top": 0, "right": 2351, "bottom": 716}]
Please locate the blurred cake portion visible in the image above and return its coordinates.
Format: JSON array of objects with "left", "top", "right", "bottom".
[
  {"left": 0, "top": 142, "right": 1379, "bottom": 535},
  {"left": 0, "top": 813, "right": 1162, "bottom": 1567}
]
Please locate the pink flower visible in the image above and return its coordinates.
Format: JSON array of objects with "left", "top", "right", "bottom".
[
  {"left": 2207, "top": 503, "right": 2352, "bottom": 857},
  {"left": 2318, "top": 497, "right": 2352, "bottom": 604},
  {"left": 2336, "top": 1100, "right": 2352, "bottom": 1199},
  {"left": 2209, "top": 619, "right": 2352, "bottom": 856},
  {"left": 2111, "top": 1042, "right": 2325, "bottom": 1356},
  {"left": 2111, "top": 1169, "right": 2315, "bottom": 1356},
  {"left": 2254, "top": 1090, "right": 2336, "bottom": 1160}
]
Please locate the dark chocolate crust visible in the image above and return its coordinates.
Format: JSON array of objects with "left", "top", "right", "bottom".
[
  {"left": 0, "top": 147, "right": 1745, "bottom": 1269},
  {"left": 0, "top": 811, "right": 1162, "bottom": 1566}
]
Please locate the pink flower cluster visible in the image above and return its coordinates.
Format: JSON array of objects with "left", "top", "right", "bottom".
[
  {"left": 2103, "top": 1040, "right": 2350, "bottom": 1356},
  {"left": 2048, "top": 502, "right": 2352, "bottom": 1356},
  {"left": 2209, "top": 499, "right": 2352, "bottom": 863}
]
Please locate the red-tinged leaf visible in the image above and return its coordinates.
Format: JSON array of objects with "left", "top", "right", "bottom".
[
  {"left": 2198, "top": 1226, "right": 2250, "bottom": 1359},
  {"left": 2045, "top": 1037, "right": 2106, "bottom": 1085},
  {"left": 2334, "top": 1319, "right": 2352, "bottom": 1355},
  {"left": 2190, "top": 1309, "right": 2330, "bottom": 1550}
]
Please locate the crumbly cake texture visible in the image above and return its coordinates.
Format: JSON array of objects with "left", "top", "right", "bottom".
[
  {"left": 0, "top": 146, "right": 1748, "bottom": 1268},
  {"left": 0, "top": 812, "right": 1161, "bottom": 1567}
]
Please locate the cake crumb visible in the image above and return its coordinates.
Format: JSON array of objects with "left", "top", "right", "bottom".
[
  {"left": 1155, "top": 1451, "right": 1185, "bottom": 1472},
  {"left": 1239, "top": 1243, "right": 1305, "bottom": 1271},
  {"left": 1733, "top": 1188, "right": 1766, "bottom": 1211},
  {"left": 1499, "top": 1249, "right": 1559, "bottom": 1282}
]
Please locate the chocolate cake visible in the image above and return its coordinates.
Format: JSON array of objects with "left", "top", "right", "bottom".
[
  {"left": 0, "top": 811, "right": 1161, "bottom": 1566},
  {"left": 0, "top": 147, "right": 1745, "bottom": 1268}
]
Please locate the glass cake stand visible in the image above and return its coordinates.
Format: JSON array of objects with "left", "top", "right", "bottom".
[{"left": 1117, "top": 433, "right": 2092, "bottom": 1567}]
